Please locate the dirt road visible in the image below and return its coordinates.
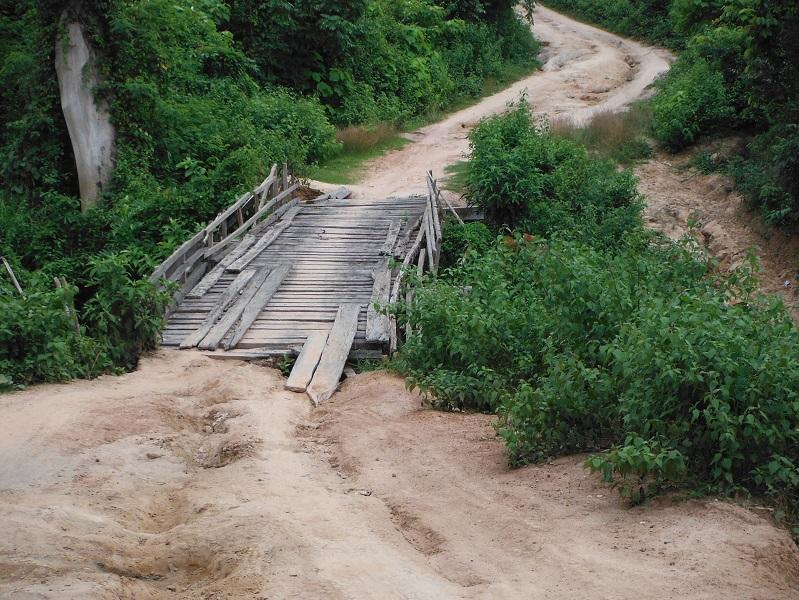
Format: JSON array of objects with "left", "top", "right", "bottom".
[
  {"left": 2, "top": 7, "right": 798, "bottom": 600},
  {"left": 314, "top": 4, "right": 672, "bottom": 199},
  {"left": 2, "top": 352, "right": 797, "bottom": 598}
]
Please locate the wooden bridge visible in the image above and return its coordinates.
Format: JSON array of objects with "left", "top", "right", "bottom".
[{"left": 151, "top": 164, "right": 446, "bottom": 404}]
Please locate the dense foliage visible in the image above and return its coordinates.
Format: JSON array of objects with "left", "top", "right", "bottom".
[
  {"left": 0, "top": 0, "right": 539, "bottom": 386},
  {"left": 395, "top": 107, "right": 799, "bottom": 517},
  {"left": 225, "top": 0, "right": 539, "bottom": 126},
  {"left": 465, "top": 103, "right": 642, "bottom": 247},
  {"left": 543, "top": 0, "right": 799, "bottom": 228}
]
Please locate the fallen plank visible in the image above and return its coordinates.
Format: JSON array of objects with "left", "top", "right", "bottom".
[
  {"left": 227, "top": 206, "right": 302, "bottom": 273},
  {"left": 379, "top": 219, "right": 403, "bottom": 256},
  {"left": 366, "top": 257, "right": 391, "bottom": 342},
  {"left": 307, "top": 303, "right": 361, "bottom": 405},
  {"left": 187, "top": 235, "right": 257, "bottom": 299},
  {"left": 198, "top": 267, "right": 273, "bottom": 350},
  {"left": 285, "top": 331, "right": 330, "bottom": 392},
  {"left": 330, "top": 186, "right": 352, "bottom": 199},
  {"left": 224, "top": 264, "right": 290, "bottom": 350}
]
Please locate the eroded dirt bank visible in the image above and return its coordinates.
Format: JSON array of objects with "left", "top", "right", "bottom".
[
  {"left": 639, "top": 152, "right": 799, "bottom": 321},
  {"left": 2, "top": 354, "right": 797, "bottom": 598}
]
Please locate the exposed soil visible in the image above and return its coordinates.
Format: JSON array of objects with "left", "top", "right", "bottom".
[
  {"left": 638, "top": 151, "right": 799, "bottom": 321},
  {"left": 3, "top": 7, "right": 799, "bottom": 600},
  {"left": 2, "top": 354, "right": 797, "bottom": 598}
]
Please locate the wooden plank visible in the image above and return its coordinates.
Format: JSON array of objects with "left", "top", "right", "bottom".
[
  {"left": 366, "top": 258, "right": 391, "bottom": 343},
  {"left": 251, "top": 198, "right": 299, "bottom": 235},
  {"left": 227, "top": 206, "right": 302, "bottom": 273},
  {"left": 330, "top": 186, "right": 352, "bottom": 199},
  {"left": 225, "top": 264, "right": 290, "bottom": 350},
  {"left": 205, "top": 184, "right": 299, "bottom": 259},
  {"left": 198, "top": 267, "right": 273, "bottom": 350},
  {"left": 379, "top": 219, "right": 402, "bottom": 256},
  {"left": 187, "top": 234, "right": 257, "bottom": 298},
  {"left": 307, "top": 304, "right": 361, "bottom": 405},
  {"left": 285, "top": 331, "right": 329, "bottom": 392},
  {"left": 180, "top": 270, "right": 255, "bottom": 349}
]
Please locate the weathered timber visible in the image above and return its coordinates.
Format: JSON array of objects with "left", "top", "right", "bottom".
[
  {"left": 224, "top": 264, "right": 290, "bottom": 350},
  {"left": 227, "top": 205, "right": 301, "bottom": 273},
  {"left": 197, "top": 267, "right": 273, "bottom": 350},
  {"left": 366, "top": 257, "right": 391, "bottom": 342},
  {"left": 285, "top": 331, "right": 329, "bottom": 392},
  {"left": 180, "top": 270, "right": 255, "bottom": 348},
  {"left": 187, "top": 234, "right": 256, "bottom": 299},
  {"left": 307, "top": 304, "right": 361, "bottom": 405}
]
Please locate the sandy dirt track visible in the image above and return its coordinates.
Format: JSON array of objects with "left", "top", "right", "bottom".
[
  {"left": 313, "top": 5, "right": 672, "bottom": 199},
  {"left": 2, "top": 352, "right": 797, "bottom": 599},
  {"left": 2, "top": 6, "right": 799, "bottom": 600}
]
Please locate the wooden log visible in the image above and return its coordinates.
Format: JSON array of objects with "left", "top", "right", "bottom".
[
  {"left": 180, "top": 270, "right": 255, "bottom": 348},
  {"left": 366, "top": 257, "right": 391, "bottom": 342},
  {"left": 224, "top": 264, "right": 290, "bottom": 350},
  {"left": 285, "top": 331, "right": 329, "bottom": 392},
  {"left": 187, "top": 234, "right": 257, "bottom": 298},
  {"left": 307, "top": 303, "right": 361, "bottom": 405},
  {"left": 198, "top": 267, "right": 273, "bottom": 350},
  {"left": 227, "top": 205, "right": 302, "bottom": 273}
]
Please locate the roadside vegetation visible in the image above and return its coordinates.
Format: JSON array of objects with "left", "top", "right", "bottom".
[
  {"left": 395, "top": 103, "right": 799, "bottom": 527},
  {"left": 0, "top": 0, "right": 540, "bottom": 387},
  {"left": 544, "top": 0, "right": 799, "bottom": 229}
]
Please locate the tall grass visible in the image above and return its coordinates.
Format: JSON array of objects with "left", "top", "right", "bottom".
[{"left": 550, "top": 105, "right": 654, "bottom": 164}]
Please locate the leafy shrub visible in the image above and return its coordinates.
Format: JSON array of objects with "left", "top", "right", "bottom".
[
  {"left": 396, "top": 104, "right": 799, "bottom": 516},
  {"left": 652, "top": 58, "right": 732, "bottom": 150},
  {"left": 730, "top": 123, "right": 799, "bottom": 227},
  {"left": 0, "top": 253, "right": 169, "bottom": 387},
  {"left": 439, "top": 220, "right": 494, "bottom": 268},
  {"left": 399, "top": 233, "right": 799, "bottom": 512},
  {"left": 465, "top": 103, "right": 643, "bottom": 246},
  {"left": 542, "top": 0, "right": 683, "bottom": 48}
]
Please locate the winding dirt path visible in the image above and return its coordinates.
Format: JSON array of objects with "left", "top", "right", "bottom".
[
  {"left": 2, "top": 7, "right": 798, "bottom": 600},
  {"left": 315, "top": 5, "right": 672, "bottom": 199}
]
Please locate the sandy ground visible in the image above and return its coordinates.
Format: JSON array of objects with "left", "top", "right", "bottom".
[
  {"left": 638, "top": 151, "right": 799, "bottom": 321},
  {"left": 3, "top": 6, "right": 799, "bottom": 600},
  {"left": 312, "top": 5, "right": 672, "bottom": 201},
  {"left": 2, "top": 353, "right": 797, "bottom": 599}
]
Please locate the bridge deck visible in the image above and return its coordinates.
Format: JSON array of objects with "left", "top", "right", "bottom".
[{"left": 160, "top": 196, "right": 428, "bottom": 357}]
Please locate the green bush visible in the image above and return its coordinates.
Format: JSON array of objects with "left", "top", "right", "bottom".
[
  {"left": 542, "top": 0, "right": 683, "bottom": 48},
  {"left": 396, "top": 104, "right": 799, "bottom": 516},
  {"left": 652, "top": 58, "right": 732, "bottom": 150},
  {"left": 465, "top": 103, "right": 643, "bottom": 246},
  {"left": 399, "top": 233, "right": 799, "bottom": 512},
  {"left": 0, "top": 253, "right": 169, "bottom": 388},
  {"left": 439, "top": 220, "right": 494, "bottom": 268}
]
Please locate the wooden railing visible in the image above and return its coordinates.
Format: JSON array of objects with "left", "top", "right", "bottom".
[
  {"left": 149, "top": 163, "right": 298, "bottom": 299},
  {"left": 387, "top": 171, "right": 446, "bottom": 353}
]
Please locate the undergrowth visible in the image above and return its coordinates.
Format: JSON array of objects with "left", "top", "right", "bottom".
[{"left": 394, "top": 103, "right": 799, "bottom": 525}]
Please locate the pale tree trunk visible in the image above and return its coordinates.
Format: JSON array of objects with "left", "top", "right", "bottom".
[{"left": 54, "top": 4, "right": 115, "bottom": 212}]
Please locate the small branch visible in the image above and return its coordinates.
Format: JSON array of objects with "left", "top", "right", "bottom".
[{"left": 1, "top": 256, "right": 24, "bottom": 296}]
